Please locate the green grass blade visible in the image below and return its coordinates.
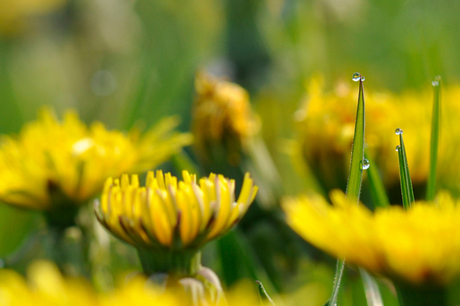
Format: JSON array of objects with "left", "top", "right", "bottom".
[
  {"left": 426, "top": 76, "right": 442, "bottom": 201},
  {"left": 345, "top": 76, "right": 366, "bottom": 202},
  {"left": 359, "top": 268, "right": 383, "bottom": 306},
  {"left": 325, "top": 259, "right": 346, "bottom": 306},
  {"left": 365, "top": 152, "right": 390, "bottom": 208},
  {"left": 328, "top": 73, "right": 366, "bottom": 306},
  {"left": 396, "top": 130, "right": 415, "bottom": 209},
  {"left": 256, "top": 281, "right": 276, "bottom": 306}
]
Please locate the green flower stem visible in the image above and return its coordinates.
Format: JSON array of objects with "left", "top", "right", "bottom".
[
  {"left": 137, "top": 247, "right": 202, "bottom": 277},
  {"left": 43, "top": 201, "right": 90, "bottom": 277},
  {"left": 44, "top": 226, "right": 91, "bottom": 277},
  {"left": 396, "top": 284, "right": 447, "bottom": 306}
]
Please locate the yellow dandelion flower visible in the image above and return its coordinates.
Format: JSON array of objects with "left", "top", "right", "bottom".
[
  {"left": 294, "top": 77, "right": 460, "bottom": 195},
  {"left": 0, "top": 261, "right": 98, "bottom": 306},
  {"left": 0, "top": 261, "right": 184, "bottom": 306},
  {"left": 283, "top": 190, "right": 460, "bottom": 286},
  {"left": 95, "top": 170, "right": 258, "bottom": 250},
  {"left": 192, "top": 72, "right": 259, "bottom": 165},
  {"left": 0, "top": 260, "right": 262, "bottom": 306},
  {"left": 0, "top": 108, "right": 192, "bottom": 213}
]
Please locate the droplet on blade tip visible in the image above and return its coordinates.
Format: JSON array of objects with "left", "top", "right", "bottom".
[
  {"left": 395, "top": 128, "right": 403, "bottom": 135},
  {"left": 352, "top": 72, "right": 361, "bottom": 82}
]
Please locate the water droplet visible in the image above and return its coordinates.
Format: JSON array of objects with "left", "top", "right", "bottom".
[
  {"left": 395, "top": 145, "right": 401, "bottom": 152},
  {"left": 361, "top": 159, "right": 370, "bottom": 170},
  {"left": 432, "top": 81, "right": 439, "bottom": 86},
  {"left": 352, "top": 72, "right": 361, "bottom": 82},
  {"left": 395, "top": 128, "right": 403, "bottom": 135},
  {"left": 360, "top": 76, "right": 365, "bottom": 81}
]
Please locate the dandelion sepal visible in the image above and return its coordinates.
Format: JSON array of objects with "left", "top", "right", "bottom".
[
  {"left": 137, "top": 247, "right": 202, "bottom": 277},
  {"left": 396, "top": 284, "right": 447, "bottom": 306}
]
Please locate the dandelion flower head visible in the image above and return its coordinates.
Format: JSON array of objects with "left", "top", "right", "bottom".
[
  {"left": 192, "top": 72, "right": 259, "bottom": 164},
  {"left": 95, "top": 170, "right": 258, "bottom": 250},
  {"left": 283, "top": 190, "right": 460, "bottom": 285},
  {"left": 0, "top": 108, "right": 192, "bottom": 210}
]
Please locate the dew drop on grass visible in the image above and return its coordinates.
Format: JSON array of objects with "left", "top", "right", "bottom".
[
  {"left": 395, "top": 128, "right": 403, "bottom": 135},
  {"left": 352, "top": 72, "right": 361, "bottom": 82},
  {"left": 395, "top": 145, "right": 401, "bottom": 152},
  {"left": 361, "top": 158, "right": 370, "bottom": 170},
  {"left": 432, "top": 81, "right": 439, "bottom": 86}
]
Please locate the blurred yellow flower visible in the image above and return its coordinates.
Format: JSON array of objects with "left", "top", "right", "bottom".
[
  {"left": 283, "top": 190, "right": 460, "bottom": 285},
  {"left": 192, "top": 72, "right": 259, "bottom": 165},
  {"left": 96, "top": 170, "right": 258, "bottom": 249},
  {"left": 0, "top": 108, "right": 192, "bottom": 211},
  {"left": 0, "top": 0, "right": 66, "bottom": 35},
  {"left": 294, "top": 77, "right": 460, "bottom": 194},
  {"left": 0, "top": 260, "right": 263, "bottom": 306},
  {"left": 0, "top": 260, "right": 183, "bottom": 306}
]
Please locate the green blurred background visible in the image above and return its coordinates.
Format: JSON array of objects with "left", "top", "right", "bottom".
[{"left": 0, "top": 0, "right": 458, "bottom": 303}]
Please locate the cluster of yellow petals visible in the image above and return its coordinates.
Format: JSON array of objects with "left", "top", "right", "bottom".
[
  {"left": 0, "top": 0, "right": 67, "bottom": 35},
  {"left": 0, "top": 108, "right": 192, "bottom": 210},
  {"left": 0, "top": 260, "right": 179, "bottom": 306},
  {"left": 294, "top": 77, "right": 460, "bottom": 192},
  {"left": 192, "top": 72, "right": 259, "bottom": 154},
  {"left": 0, "top": 261, "right": 262, "bottom": 306},
  {"left": 96, "top": 171, "right": 258, "bottom": 249},
  {"left": 283, "top": 190, "right": 460, "bottom": 285}
]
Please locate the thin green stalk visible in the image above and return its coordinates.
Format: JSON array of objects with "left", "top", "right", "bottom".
[
  {"left": 426, "top": 76, "right": 441, "bottom": 201},
  {"left": 327, "top": 73, "right": 366, "bottom": 306},
  {"left": 256, "top": 281, "right": 276, "bottom": 306},
  {"left": 365, "top": 152, "right": 390, "bottom": 208},
  {"left": 359, "top": 268, "right": 383, "bottom": 306},
  {"left": 396, "top": 131, "right": 415, "bottom": 209}
]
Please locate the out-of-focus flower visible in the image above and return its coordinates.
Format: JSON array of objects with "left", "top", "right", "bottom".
[
  {"left": 0, "top": 0, "right": 67, "bottom": 35},
  {"left": 0, "top": 260, "right": 263, "bottom": 306},
  {"left": 283, "top": 190, "right": 460, "bottom": 286},
  {"left": 0, "top": 260, "right": 183, "bottom": 306},
  {"left": 0, "top": 260, "right": 97, "bottom": 306},
  {"left": 192, "top": 72, "right": 259, "bottom": 165},
  {"left": 294, "top": 77, "right": 460, "bottom": 195},
  {"left": 0, "top": 108, "right": 192, "bottom": 212},
  {"left": 96, "top": 170, "right": 258, "bottom": 250}
]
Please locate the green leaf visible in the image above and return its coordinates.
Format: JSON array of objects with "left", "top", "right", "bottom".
[
  {"left": 426, "top": 76, "right": 442, "bottom": 201},
  {"left": 328, "top": 74, "right": 366, "bottom": 306},
  {"left": 365, "top": 152, "right": 390, "bottom": 208},
  {"left": 396, "top": 131, "right": 415, "bottom": 209}
]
